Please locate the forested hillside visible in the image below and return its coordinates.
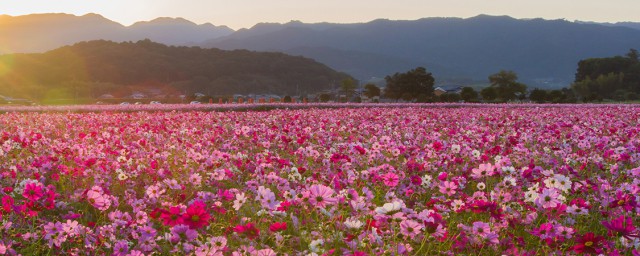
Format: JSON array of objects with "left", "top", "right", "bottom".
[{"left": 0, "top": 40, "right": 351, "bottom": 101}]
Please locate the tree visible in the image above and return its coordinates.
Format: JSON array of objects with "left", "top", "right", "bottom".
[
  {"left": 460, "top": 87, "right": 478, "bottom": 102},
  {"left": 340, "top": 78, "right": 358, "bottom": 100},
  {"left": 572, "top": 72, "right": 625, "bottom": 102},
  {"left": 488, "top": 70, "right": 527, "bottom": 102},
  {"left": 627, "top": 48, "right": 639, "bottom": 63},
  {"left": 318, "top": 93, "right": 332, "bottom": 102},
  {"left": 480, "top": 87, "right": 497, "bottom": 102},
  {"left": 529, "top": 88, "right": 548, "bottom": 103},
  {"left": 384, "top": 67, "right": 435, "bottom": 101},
  {"left": 363, "top": 83, "right": 381, "bottom": 98},
  {"left": 439, "top": 93, "right": 461, "bottom": 102}
]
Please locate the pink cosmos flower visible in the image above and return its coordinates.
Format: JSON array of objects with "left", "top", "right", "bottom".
[
  {"left": 471, "top": 163, "right": 495, "bottom": 180},
  {"left": 439, "top": 181, "right": 458, "bottom": 196},
  {"left": 170, "top": 224, "right": 198, "bottom": 243},
  {"left": 400, "top": 219, "right": 423, "bottom": 239},
  {"left": 86, "top": 186, "right": 111, "bottom": 211},
  {"left": 534, "top": 188, "right": 561, "bottom": 209},
  {"left": 307, "top": 184, "right": 337, "bottom": 208},
  {"left": 256, "top": 186, "right": 279, "bottom": 210},
  {"left": 472, "top": 221, "right": 491, "bottom": 237},
  {"left": 382, "top": 172, "right": 399, "bottom": 187}
]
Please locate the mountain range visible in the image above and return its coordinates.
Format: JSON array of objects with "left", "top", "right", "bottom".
[
  {"left": 1, "top": 13, "right": 640, "bottom": 88},
  {"left": 0, "top": 13, "right": 233, "bottom": 53}
]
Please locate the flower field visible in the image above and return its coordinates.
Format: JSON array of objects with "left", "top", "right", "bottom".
[{"left": 0, "top": 105, "right": 639, "bottom": 255}]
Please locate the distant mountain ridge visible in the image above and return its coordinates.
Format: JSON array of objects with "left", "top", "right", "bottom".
[
  {"left": 2, "top": 13, "right": 640, "bottom": 88},
  {"left": 203, "top": 15, "right": 640, "bottom": 87},
  {"left": 0, "top": 13, "right": 233, "bottom": 53}
]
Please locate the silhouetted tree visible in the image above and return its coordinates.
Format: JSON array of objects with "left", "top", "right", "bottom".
[
  {"left": 529, "top": 88, "right": 548, "bottom": 103},
  {"left": 363, "top": 83, "right": 381, "bottom": 98},
  {"left": 384, "top": 67, "right": 435, "bottom": 101},
  {"left": 318, "top": 93, "right": 332, "bottom": 102},
  {"left": 460, "top": 87, "right": 478, "bottom": 102},
  {"left": 488, "top": 70, "right": 527, "bottom": 102},
  {"left": 480, "top": 86, "right": 497, "bottom": 102},
  {"left": 340, "top": 78, "right": 358, "bottom": 99}
]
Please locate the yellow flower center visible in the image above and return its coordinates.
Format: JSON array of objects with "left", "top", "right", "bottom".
[
  {"left": 618, "top": 200, "right": 625, "bottom": 206},
  {"left": 585, "top": 241, "right": 593, "bottom": 247},
  {"left": 192, "top": 215, "right": 200, "bottom": 221}
]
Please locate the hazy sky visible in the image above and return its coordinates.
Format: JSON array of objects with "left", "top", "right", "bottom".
[{"left": 1, "top": 0, "right": 639, "bottom": 29}]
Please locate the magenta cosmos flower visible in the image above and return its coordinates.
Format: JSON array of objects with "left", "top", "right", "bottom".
[
  {"left": 23, "top": 183, "right": 44, "bottom": 201},
  {"left": 602, "top": 215, "right": 639, "bottom": 240}
]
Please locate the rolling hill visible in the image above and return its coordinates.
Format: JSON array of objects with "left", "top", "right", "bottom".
[{"left": 0, "top": 40, "right": 351, "bottom": 101}]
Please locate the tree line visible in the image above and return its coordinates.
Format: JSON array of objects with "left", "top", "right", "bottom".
[{"left": 374, "top": 49, "right": 639, "bottom": 103}]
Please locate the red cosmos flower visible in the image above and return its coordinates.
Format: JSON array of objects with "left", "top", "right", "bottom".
[
  {"left": 269, "top": 222, "right": 287, "bottom": 232},
  {"left": 182, "top": 201, "right": 211, "bottom": 229},
  {"left": 277, "top": 201, "right": 292, "bottom": 212},
  {"left": 160, "top": 206, "right": 183, "bottom": 227},
  {"left": 2, "top": 196, "right": 13, "bottom": 213},
  {"left": 572, "top": 232, "right": 604, "bottom": 255},
  {"left": 602, "top": 215, "right": 639, "bottom": 240},
  {"left": 149, "top": 207, "right": 163, "bottom": 219},
  {"left": 23, "top": 183, "right": 44, "bottom": 201},
  {"left": 233, "top": 223, "right": 260, "bottom": 240},
  {"left": 353, "top": 145, "right": 366, "bottom": 155},
  {"left": 432, "top": 141, "right": 443, "bottom": 151}
]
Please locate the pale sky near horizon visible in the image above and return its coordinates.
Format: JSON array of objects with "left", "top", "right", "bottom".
[{"left": 1, "top": 0, "right": 638, "bottom": 29}]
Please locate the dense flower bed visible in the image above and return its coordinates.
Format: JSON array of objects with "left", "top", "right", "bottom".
[{"left": 0, "top": 106, "right": 639, "bottom": 255}]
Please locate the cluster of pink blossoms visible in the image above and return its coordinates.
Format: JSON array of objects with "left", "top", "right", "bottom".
[{"left": 0, "top": 105, "right": 638, "bottom": 255}]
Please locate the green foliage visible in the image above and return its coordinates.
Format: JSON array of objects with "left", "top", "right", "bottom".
[
  {"left": 340, "top": 78, "right": 358, "bottom": 99},
  {"left": 0, "top": 40, "right": 352, "bottom": 101},
  {"left": 283, "top": 95, "right": 292, "bottom": 103},
  {"left": 572, "top": 72, "right": 625, "bottom": 102},
  {"left": 460, "top": 87, "right": 479, "bottom": 102},
  {"left": 480, "top": 86, "right": 497, "bottom": 102},
  {"left": 439, "top": 93, "right": 461, "bottom": 103},
  {"left": 384, "top": 67, "right": 435, "bottom": 101},
  {"left": 318, "top": 93, "right": 332, "bottom": 102},
  {"left": 529, "top": 88, "right": 548, "bottom": 103},
  {"left": 488, "top": 70, "right": 527, "bottom": 102},
  {"left": 572, "top": 49, "right": 640, "bottom": 101},
  {"left": 363, "top": 83, "right": 381, "bottom": 98}
]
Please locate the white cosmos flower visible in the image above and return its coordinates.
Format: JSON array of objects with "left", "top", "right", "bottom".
[
  {"left": 117, "top": 173, "right": 128, "bottom": 181},
  {"left": 375, "top": 201, "right": 402, "bottom": 215},
  {"left": 344, "top": 217, "right": 363, "bottom": 229}
]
